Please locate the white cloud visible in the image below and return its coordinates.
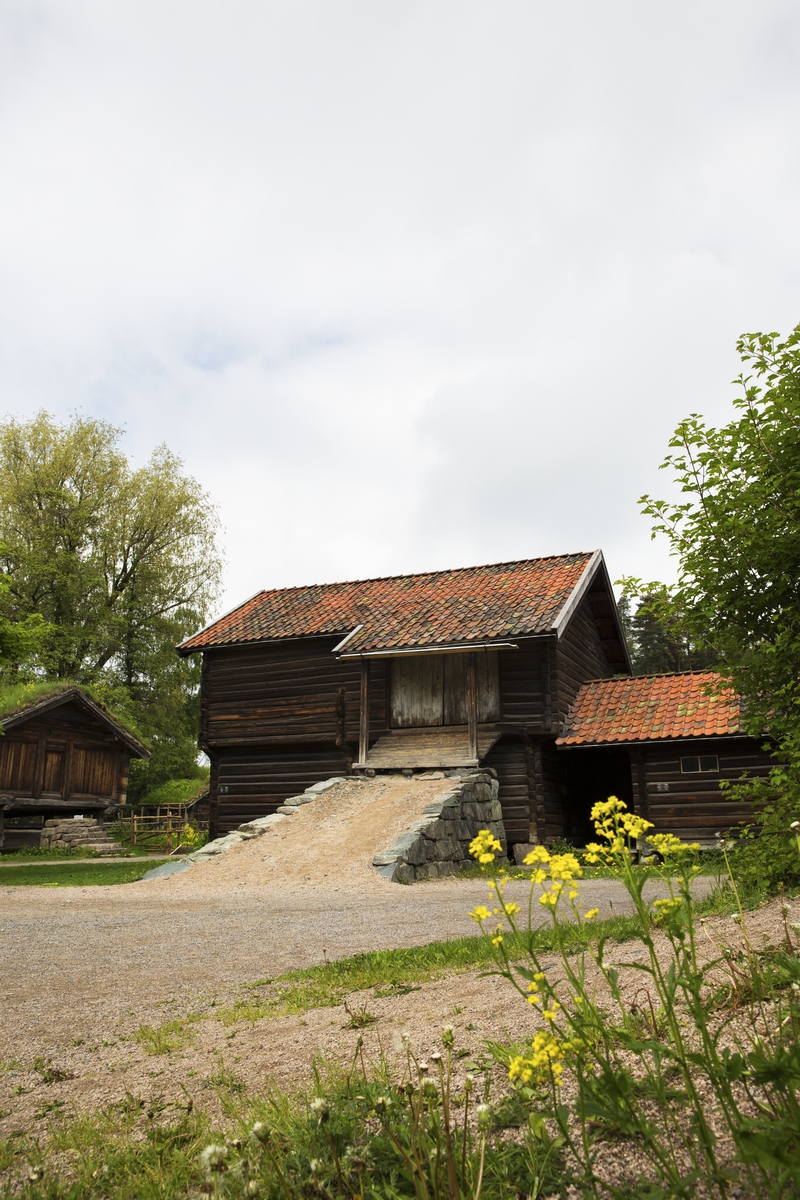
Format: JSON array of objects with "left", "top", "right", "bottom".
[{"left": 1, "top": 0, "right": 799, "bottom": 611}]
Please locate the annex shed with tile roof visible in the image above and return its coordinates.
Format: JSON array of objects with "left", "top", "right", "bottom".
[
  {"left": 178, "top": 551, "right": 631, "bottom": 845},
  {"left": 555, "top": 672, "right": 775, "bottom": 845}
]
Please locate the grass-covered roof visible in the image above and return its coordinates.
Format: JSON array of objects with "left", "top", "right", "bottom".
[{"left": 0, "top": 681, "right": 150, "bottom": 758}]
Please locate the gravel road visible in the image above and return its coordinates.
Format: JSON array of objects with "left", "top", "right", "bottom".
[
  {"left": 0, "top": 870, "right": 713, "bottom": 1045},
  {"left": 0, "top": 777, "right": 713, "bottom": 1050}
]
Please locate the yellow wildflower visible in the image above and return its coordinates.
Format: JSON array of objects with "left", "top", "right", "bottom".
[
  {"left": 523, "top": 845, "right": 551, "bottom": 866},
  {"left": 652, "top": 897, "right": 684, "bottom": 927},
  {"left": 508, "top": 1029, "right": 567, "bottom": 1086},
  {"left": 469, "top": 905, "right": 491, "bottom": 924},
  {"left": 491, "top": 924, "right": 504, "bottom": 947},
  {"left": 549, "top": 853, "right": 583, "bottom": 881},
  {"left": 590, "top": 796, "right": 626, "bottom": 822},
  {"left": 584, "top": 908, "right": 599, "bottom": 920},
  {"left": 470, "top": 830, "right": 503, "bottom": 863}
]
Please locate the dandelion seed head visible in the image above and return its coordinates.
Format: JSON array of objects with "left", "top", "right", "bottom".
[{"left": 199, "top": 1145, "right": 229, "bottom": 1175}]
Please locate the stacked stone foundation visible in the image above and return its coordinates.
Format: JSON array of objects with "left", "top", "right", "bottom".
[
  {"left": 372, "top": 769, "right": 508, "bottom": 883},
  {"left": 40, "top": 817, "right": 122, "bottom": 856}
]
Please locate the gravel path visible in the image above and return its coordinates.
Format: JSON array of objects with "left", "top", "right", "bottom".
[
  {"left": 0, "top": 775, "right": 713, "bottom": 1051},
  {"left": 0, "top": 869, "right": 713, "bottom": 1044}
]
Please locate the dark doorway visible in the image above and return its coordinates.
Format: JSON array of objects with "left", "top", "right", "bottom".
[{"left": 559, "top": 747, "right": 635, "bottom": 846}]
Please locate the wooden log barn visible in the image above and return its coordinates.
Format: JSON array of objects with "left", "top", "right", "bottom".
[
  {"left": 556, "top": 671, "right": 775, "bottom": 847},
  {"left": 177, "top": 552, "right": 632, "bottom": 847},
  {"left": 0, "top": 686, "right": 150, "bottom": 850}
]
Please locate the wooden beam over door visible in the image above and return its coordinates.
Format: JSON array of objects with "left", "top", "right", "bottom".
[
  {"left": 359, "top": 659, "right": 371, "bottom": 766},
  {"left": 466, "top": 653, "right": 478, "bottom": 762}
]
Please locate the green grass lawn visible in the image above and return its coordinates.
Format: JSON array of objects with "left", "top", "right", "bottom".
[{"left": 0, "top": 860, "right": 159, "bottom": 887}]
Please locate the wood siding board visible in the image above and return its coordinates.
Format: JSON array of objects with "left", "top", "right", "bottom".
[
  {"left": 466, "top": 653, "right": 478, "bottom": 760},
  {"left": 443, "top": 654, "right": 467, "bottom": 725},
  {"left": 481, "top": 735, "right": 539, "bottom": 846},
  {"left": 498, "top": 645, "right": 548, "bottom": 728},
  {"left": 213, "top": 744, "right": 352, "bottom": 835},
  {"left": 63, "top": 741, "right": 74, "bottom": 802},
  {"left": 32, "top": 738, "right": 46, "bottom": 799},
  {"left": 639, "top": 737, "right": 774, "bottom": 839},
  {"left": 359, "top": 660, "right": 370, "bottom": 763}
]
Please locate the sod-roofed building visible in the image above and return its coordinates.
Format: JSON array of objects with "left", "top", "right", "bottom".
[
  {"left": 557, "top": 671, "right": 775, "bottom": 844},
  {"left": 178, "top": 551, "right": 631, "bottom": 846},
  {"left": 0, "top": 685, "right": 150, "bottom": 848}
]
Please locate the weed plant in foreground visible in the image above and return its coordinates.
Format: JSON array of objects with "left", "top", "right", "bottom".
[
  {"left": 2, "top": 1037, "right": 567, "bottom": 1200},
  {"left": 469, "top": 801, "right": 800, "bottom": 1198}
]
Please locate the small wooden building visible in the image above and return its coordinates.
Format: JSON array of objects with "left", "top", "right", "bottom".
[
  {"left": 556, "top": 671, "right": 775, "bottom": 844},
  {"left": 177, "top": 552, "right": 631, "bottom": 846},
  {"left": 0, "top": 687, "right": 150, "bottom": 849}
]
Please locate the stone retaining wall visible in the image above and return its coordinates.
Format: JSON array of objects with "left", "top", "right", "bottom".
[{"left": 372, "top": 769, "right": 508, "bottom": 883}]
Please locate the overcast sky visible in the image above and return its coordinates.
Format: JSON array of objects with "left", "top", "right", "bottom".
[{"left": 2, "top": 1, "right": 799, "bottom": 615}]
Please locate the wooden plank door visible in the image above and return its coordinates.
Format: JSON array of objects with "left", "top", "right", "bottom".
[
  {"left": 389, "top": 655, "right": 445, "bottom": 727},
  {"left": 390, "top": 651, "right": 500, "bottom": 728},
  {"left": 42, "top": 745, "right": 66, "bottom": 796}
]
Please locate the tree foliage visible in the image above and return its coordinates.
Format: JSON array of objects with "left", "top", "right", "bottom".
[
  {"left": 0, "top": 574, "right": 49, "bottom": 668},
  {"left": 0, "top": 412, "right": 223, "bottom": 798},
  {"left": 617, "top": 592, "right": 719, "bottom": 676},
  {"left": 624, "top": 326, "right": 800, "bottom": 884}
]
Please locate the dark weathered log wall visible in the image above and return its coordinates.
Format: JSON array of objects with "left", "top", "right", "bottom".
[
  {"left": 482, "top": 736, "right": 530, "bottom": 846},
  {"left": 540, "top": 739, "right": 567, "bottom": 841},
  {"left": 0, "top": 702, "right": 126, "bottom": 803},
  {"left": 556, "top": 597, "right": 616, "bottom": 724},
  {"left": 636, "top": 737, "right": 774, "bottom": 841},
  {"left": 202, "top": 639, "right": 387, "bottom": 748},
  {"left": 213, "top": 744, "right": 354, "bottom": 835},
  {"left": 497, "top": 643, "right": 549, "bottom": 729}
]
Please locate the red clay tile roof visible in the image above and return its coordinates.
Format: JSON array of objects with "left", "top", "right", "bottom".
[
  {"left": 178, "top": 553, "right": 596, "bottom": 655},
  {"left": 557, "top": 671, "right": 741, "bottom": 746}
]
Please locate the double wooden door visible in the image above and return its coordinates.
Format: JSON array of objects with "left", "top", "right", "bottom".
[{"left": 389, "top": 651, "right": 500, "bottom": 728}]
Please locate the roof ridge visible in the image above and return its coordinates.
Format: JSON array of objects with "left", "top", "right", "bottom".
[{"left": 221, "top": 551, "right": 597, "bottom": 601}]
